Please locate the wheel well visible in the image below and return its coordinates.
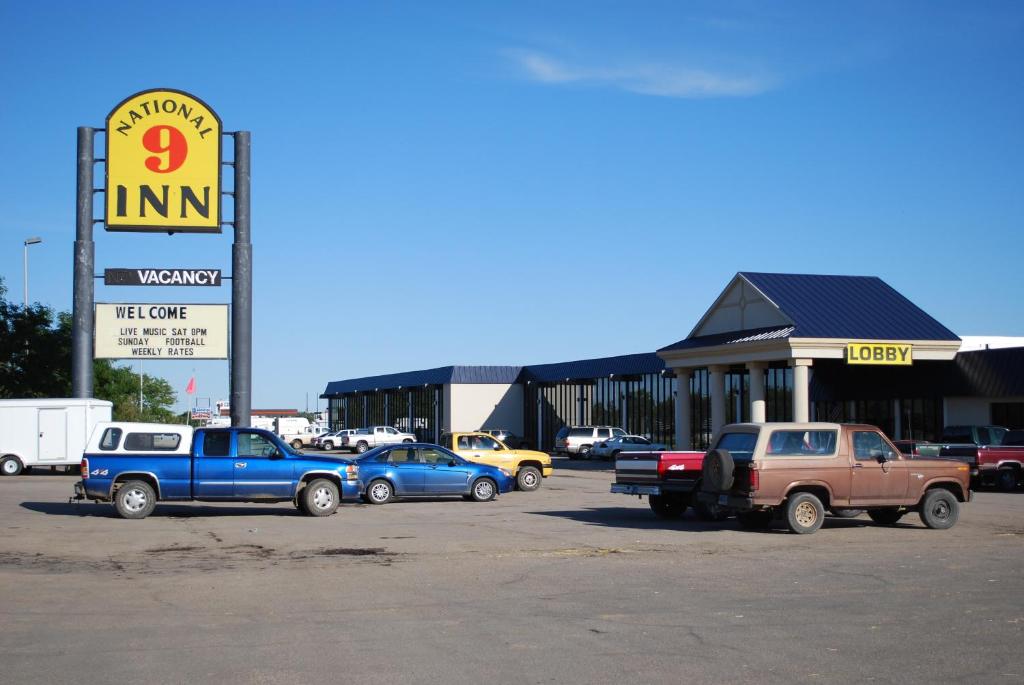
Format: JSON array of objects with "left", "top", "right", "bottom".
[
  {"left": 112, "top": 473, "right": 160, "bottom": 499},
  {"left": 518, "top": 460, "right": 543, "bottom": 471},
  {"left": 926, "top": 482, "right": 966, "bottom": 502},
  {"left": 785, "top": 485, "right": 831, "bottom": 508}
]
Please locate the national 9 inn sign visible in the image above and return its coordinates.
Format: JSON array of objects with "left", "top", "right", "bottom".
[{"left": 105, "top": 89, "right": 222, "bottom": 233}]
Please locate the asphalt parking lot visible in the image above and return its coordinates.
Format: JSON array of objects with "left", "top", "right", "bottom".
[{"left": 1, "top": 459, "right": 1022, "bottom": 685}]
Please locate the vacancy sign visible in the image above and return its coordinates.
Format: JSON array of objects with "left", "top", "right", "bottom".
[
  {"left": 95, "top": 303, "right": 229, "bottom": 359},
  {"left": 105, "top": 89, "right": 222, "bottom": 233}
]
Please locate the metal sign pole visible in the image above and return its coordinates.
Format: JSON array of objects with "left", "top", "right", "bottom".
[
  {"left": 230, "top": 131, "right": 252, "bottom": 428},
  {"left": 72, "top": 127, "right": 95, "bottom": 398}
]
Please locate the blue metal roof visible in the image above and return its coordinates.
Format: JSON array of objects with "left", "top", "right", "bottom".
[
  {"left": 954, "top": 347, "right": 1024, "bottom": 397},
  {"left": 519, "top": 353, "right": 667, "bottom": 383},
  {"left": 740, "top": 272, "right": 959, "bottom": 341},
  {"left": 661, "top": 273, "right": 959, "bottom": 352},
  {"left": 322, "top": 366, "right": 522, "bottom": 396}
]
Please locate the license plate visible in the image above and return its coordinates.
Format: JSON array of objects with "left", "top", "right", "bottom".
[{"left": 718, "top": 495, "right": 729, "bottom": 506}]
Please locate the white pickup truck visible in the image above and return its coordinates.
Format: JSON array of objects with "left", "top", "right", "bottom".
[{"left": 341, "top": 426, "right": 416, "bottom": 454}]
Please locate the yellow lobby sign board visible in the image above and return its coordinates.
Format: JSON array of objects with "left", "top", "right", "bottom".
[
  {"left": 846, "top": 343, "right": 913, "bottom": 366},
  {"left": 105, "top": 89, "right": 222, "bottom": 233},
  {"left": 94, "top": 303, "right": 229, "bottom": 359}
]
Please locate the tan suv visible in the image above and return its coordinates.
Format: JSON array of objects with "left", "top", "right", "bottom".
[{"left": 696, "top": 422, "right": 971, "bottom": 534}]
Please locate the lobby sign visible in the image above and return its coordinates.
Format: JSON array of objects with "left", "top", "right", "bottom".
[
  {"left": 846, "top": 343, "right": 913, "bottom": 366},
  {"left": 94, "top": 303, "right": 229, "bottom": 359},
  {"left": 105, "top": 89, "right": 222, "bottom": 233}
]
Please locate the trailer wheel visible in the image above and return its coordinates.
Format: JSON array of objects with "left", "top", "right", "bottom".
[
  {"left": 0, "top": 456, "right": 24, "bottom": 476},
  {"left": 114, "top": 480, "right": 157, "bottom": 520}
]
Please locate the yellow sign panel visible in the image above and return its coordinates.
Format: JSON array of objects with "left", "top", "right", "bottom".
[
  {"left": 94, "top": 303, "right": 229, "bottom": 359},
  {"left": 846, "top": 343, "right": 913, "bottom": 366},
  {"left": 105, "top": 89, "right": 221, "bottom": 233}
]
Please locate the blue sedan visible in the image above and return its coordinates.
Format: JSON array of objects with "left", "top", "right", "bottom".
[{"left": 355, "top": 443, "right": 514, "bottom": 504}]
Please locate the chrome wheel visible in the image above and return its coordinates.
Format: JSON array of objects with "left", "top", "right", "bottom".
[
  {"left": 311, "top": 485, "right": 334, "bottom": 510},
  {"left": 474, "top": 479, "right": 494, "bottom": 500},
  {"left": 369, "top": 481, "right": 392, "bottom": 503},
  {"left": 521, "top": 471, "right": 537, "bottom": 488},
  {"left": 122, "top": 487, "right": 149, "bottom": 513}
]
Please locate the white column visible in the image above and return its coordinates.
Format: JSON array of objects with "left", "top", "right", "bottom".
[
  {"left": 792, "top": 359, "right": 812, "bottom": 423},
  {"left": 747, "top": 362, "right": 767, "bottom": 423},
  {"left": 709, "top": 365, "right": 727, "bottom": 437},
  {"left": 674, "top": 369, "right": 692, "bottom": 450}
]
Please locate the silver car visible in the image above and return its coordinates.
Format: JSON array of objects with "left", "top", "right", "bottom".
[
  {"left": 555, "top": 426, "right": 627, "bottom": 459},
  {"left": 590, "top": 435, "right": 667, "bottom": 460}
]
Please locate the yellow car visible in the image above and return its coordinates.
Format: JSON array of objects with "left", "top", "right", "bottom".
[{"left": 440, "top": 432, "right": 553, "bottom": 491}]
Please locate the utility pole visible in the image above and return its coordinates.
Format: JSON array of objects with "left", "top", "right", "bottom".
[{"left": 23, "top": 236, "right": 42, "bottom": 306}]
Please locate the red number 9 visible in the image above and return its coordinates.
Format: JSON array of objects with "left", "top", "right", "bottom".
[{"left": 142, "top": 125, "right": 188, "bottom": 173}]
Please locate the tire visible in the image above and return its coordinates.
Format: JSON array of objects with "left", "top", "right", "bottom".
[
  {"left": 868, "top": 508, "right": 903, "bottom": 525},
  {"left": 113, "top": 480, "right": 157, "bottom": 520},
  {"left": 322, "top": 441, "right": 334, "bottom": 451},
  {"left": 471, "top": 477, "right": 497, "bottom": 502},
  {"left": 784, "top": 492, "right": 825, "bottom": 535},
  {"left": 701, "top": 449, "right": 735, "bottom": 492},
  {"left": 516, "top": 466, "right": 542, "bottom": 492},
  {"left": 648, "top": 494, "right": 686, "bottom": 519},
  {"left": 0, "top": 456, "right": 24, "bottom": 477},
  {"left": 830, "top": 508, "right": 864, "bottom": 519},
  {"left": 300, "top": 478, "right": 340, "bottom": 517},
  {"left": 919, "top": 489, "right": 959, "bottom": 530},
  {"left": 578, "top": 445, "right": 592, "bottom": 459},
  {"left": 356, "top": 441, "right": 369, "bottom": 454},
  {"left": 997, "top": 469, "right": 1019, "bottom": 492},
  {"left": 694, "top": 499, "right": 728, "bottom": 522},
  {"left": 366, "top": 479, "right": 393, "bottom": 505},
  {"left": 737, "top": 510, "right": 773, "bottom": 529},
  {"left": 291, "top": 439, "right": 303, "bottom": 449}
]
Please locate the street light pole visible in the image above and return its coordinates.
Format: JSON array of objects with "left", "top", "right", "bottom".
[{"left": 23, "top": 236, "right": 42, "bottom": 307}]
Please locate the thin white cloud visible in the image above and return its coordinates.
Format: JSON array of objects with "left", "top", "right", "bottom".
[{"left": 507, "top": 50, "right": 775, "bottom": 98}]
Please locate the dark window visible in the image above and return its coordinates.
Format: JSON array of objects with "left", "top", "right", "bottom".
[
  {"left": 99, "top": 427, "right": 122, "bottom": 451},
  {"left": 124, "top": 432, "right": 182, "bottom": 451},
  {"left": 766, "top": 430, "right": 837, "bottom": 457},
  {"left": 596, "top": 428, "right": 611, "bottom": 438},
  {"left": 942, "top": 427, "right": 974, "bottom": 444},
  {"left": 203, "top": 432, "right": 231, "bottom": 457},
  {"left": 715, "top": 432, "right": 757, "bottom": 460},
  {"left": 853, "top": 431, "right": 897, "bottom": 461},
  {"left": 976, "top": 427, "right": 992, "bottom": 446},
  {"left": 569, "top": 428, "right": 592, "bottom": 438},
  {"left": 992, "top": 402, "right": 1024, "bottom": 429}
]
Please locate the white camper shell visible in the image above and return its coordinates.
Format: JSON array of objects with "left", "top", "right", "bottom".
[{"left": 0, "top": 399, "right": 113, "bottom": 475}]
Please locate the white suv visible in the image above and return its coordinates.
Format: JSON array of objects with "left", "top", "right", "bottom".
[{"left": 555, "top": 426, "right": 627, "bottom": 459}]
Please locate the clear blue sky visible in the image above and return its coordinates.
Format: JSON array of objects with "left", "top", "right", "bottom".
[{"left": 1, "top": 1, "right": 1021, "bottom": 413}]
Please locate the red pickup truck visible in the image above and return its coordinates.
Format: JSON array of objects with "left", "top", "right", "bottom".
[
  {"left": 939, "top": 425, "right": 1024, "bottom": 491},
  {"left": 611, "top": 450, "right": 723, "bottom": 519}
]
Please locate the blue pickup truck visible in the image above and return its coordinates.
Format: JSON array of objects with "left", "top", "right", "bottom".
[{"left": 73, "top": 422, "right": 360, "bottom": 519}]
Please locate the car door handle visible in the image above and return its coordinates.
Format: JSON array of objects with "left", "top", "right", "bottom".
[
  {"left": 853, "top": 463, "right": 863, "bottom": 468},
  {"left": 235, "top": 462, "right": 247, "bottom": 469}
]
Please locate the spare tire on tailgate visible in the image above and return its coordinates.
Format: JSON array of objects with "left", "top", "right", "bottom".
[{"left": 702, "top": 449, "right": 735, "bottom": 492}]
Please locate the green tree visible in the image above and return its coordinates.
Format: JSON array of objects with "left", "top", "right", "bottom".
[{"left": 0, "top": 276, "right": 178, "bottom": 421}]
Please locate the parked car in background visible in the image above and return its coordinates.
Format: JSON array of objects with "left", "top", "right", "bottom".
[
  {"left": 341, "top": 426, "right": 417, "bottom": 454},
  {"left": 482, "top": 429, "right": 530, "bottom": 449},
  {"left": 354, "top": 443, "right": 513, "bottom": 504},
  {"left": 73, "top": 423, "right": 360, "bottom": 519},
  {"left": 591, "top": 435, "right": 667, "bottom": 460},
  {"left": 938, "top": 424, "right": 1024, "bottom": 491},
  {"left": 554, "top": 426, "right": 627, "bottom": 459},
  {"left": 440, "top": 432, "right": 552, "bottom": 491},
  {"left": 315, "top": 429, "right": 357, "bottom": 450},
  {"left": 611, "top": 449, "right": 725, "bottom": 521},
  {"left": 893, "top": 439, "right": 941, "bottom": 458},
  {"left": 697, "top": 422, "right": 972, "bottom": 534}
]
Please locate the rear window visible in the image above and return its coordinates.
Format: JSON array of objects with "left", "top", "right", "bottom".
[
  {"left": 203, "top": 432, "right": 231, "bottom": 457},
  {"left": 766, "top": 430, "right": 837, "bottom": 457},
  {"left": 124, "top": 432, "right": 182, "bottom": 451},
  {"left": 99, "top": 427, "right": 122, "bottom": 451},
  {"left": 555, "top": 427, "right": 570, "bottom": 441},
  {"left": 715, "top": 433, "right": 757, "bottom": 461}
]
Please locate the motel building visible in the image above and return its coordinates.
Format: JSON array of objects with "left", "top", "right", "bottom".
[{"left": 322, "top": 273, "right": 1024, "bottom": 451}]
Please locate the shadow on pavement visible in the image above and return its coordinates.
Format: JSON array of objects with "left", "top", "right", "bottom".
[{"left": 20, "top": 500, "right": 306, "bottom": 518}]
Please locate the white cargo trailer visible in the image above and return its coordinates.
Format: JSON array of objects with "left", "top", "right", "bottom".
[{"left": 0, "top": 399, "right": 113, "bottom": 475}]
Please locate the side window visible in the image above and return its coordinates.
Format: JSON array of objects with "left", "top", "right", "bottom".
[
  {"left": 458, "top": 436, "right": 471, "bottom": 449},
  {"left": 597, "top": 429, "right": 611, "bottom": 439},
  {"left": 976, "top": 427, "right": 991, "bottom": 445},
  {"left": 766, "top": 430, "right": 837, "bottom": 457},
  {"left": 203, "top": 432, "right": 231, "bottom": 457},
  {"left": 99, "top": 427, "right": 122, "bottom": 451},
  {"left": 385, "top": 427, "right": 398, "bottom": 435},
  {"left": 852, "top": 432, "right": 895, "bottom": 461},
  {"left": 389, "top": 447, "right": 417, "bottom": 463},
  {"left": 636, "top": 437, "right": 651, "bottom": 445},
  {"left": 237, "top": 433, "right": 278, "bottom": 458},
  {"left": 124, "top": 432, "right": 182, "bottom": 451},
  {"left": 612, "top": 428, "right": 626, "bottom": 437},
  {"left": 419, "top": 448, "right": 450, "bottom": 464},
  {"left": 476, "top": 436, "right": 500, "bottom": 450}
]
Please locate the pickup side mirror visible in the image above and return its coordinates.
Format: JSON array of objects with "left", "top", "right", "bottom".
[{"left": 874, "top": 452, "right": 887, "bottom": 464}]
